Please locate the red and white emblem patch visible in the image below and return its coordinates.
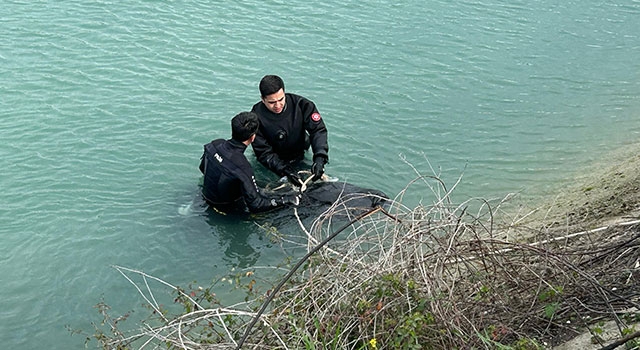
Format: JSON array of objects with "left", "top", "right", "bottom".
[{"left": 311, "top": 112, "right": 321, "bottom": 122}]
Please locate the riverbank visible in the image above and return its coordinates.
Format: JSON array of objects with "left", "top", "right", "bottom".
[
  {"left": 515, "top": 142, "right": 640, "bottom": 234},
  {"left": 511, "top": 142, "right": 640, "bottom": 349}
]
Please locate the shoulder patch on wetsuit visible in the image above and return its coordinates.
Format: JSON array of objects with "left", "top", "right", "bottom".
[{"left": 311, "top": 112, "right": 321, "bottom": 122}]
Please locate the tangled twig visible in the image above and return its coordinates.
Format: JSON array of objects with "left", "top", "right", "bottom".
[{"left": 90, "top": 171, "right": 640, "bottom": 349}]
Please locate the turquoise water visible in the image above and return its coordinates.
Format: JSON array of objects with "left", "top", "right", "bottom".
[{"left": 1, "top": 1, "right": 639, "bottom": 347}]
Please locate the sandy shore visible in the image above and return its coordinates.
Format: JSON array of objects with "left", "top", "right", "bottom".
[{"left": 529, "top": 143, "right": 640, "bottom": 230}]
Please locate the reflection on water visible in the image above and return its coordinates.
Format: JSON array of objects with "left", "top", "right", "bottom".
[{"left": 207, "top": 212, "right": 261, "bottom": 269}]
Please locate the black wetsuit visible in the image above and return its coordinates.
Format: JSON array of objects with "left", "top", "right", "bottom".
[
  {"left": 199, "top": 139, "right": 282, "bottom": 213},
  {"left": 251, "top": 93, "right": 329, "bottom": 176}
]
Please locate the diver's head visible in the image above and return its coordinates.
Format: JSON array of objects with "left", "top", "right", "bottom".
[
  {"left": 231, "top": 111, "right": 259, "bottom": 143},
  {"left": 260, "top": 75, "right": 286, "bottom": 114}
]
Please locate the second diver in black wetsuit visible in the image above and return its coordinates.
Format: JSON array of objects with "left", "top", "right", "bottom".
[{"left": 199, "top": 111, "right": 300, "bottom": 214}]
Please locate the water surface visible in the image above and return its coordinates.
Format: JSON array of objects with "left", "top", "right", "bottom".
[{"left": 1, "top": 1, "right": 639, "bottom": 347}]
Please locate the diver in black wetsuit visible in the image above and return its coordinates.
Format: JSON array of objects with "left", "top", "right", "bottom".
[
  {"left": 251, "top": 75, "right": 329, "bottom": 187},
  {"left": 199, "top": 111, "right": 300, "bottom": 214}
]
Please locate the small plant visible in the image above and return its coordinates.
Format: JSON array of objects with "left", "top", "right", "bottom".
[
  {"left": 590, "top": 322, "right": 605, "bottom": 344},
  {"left": 621, "top": 327, "right": 639, "bottom": 349},
  {"left": 473, "top": 285, "right": 491, "bottom": 301},
  {"left": 512, "top": 337, "right": 544, "bottom": 350}
]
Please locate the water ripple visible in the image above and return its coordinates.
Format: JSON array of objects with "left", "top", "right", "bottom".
[{"left": 2, "top": 0, "right": 640, "bottom": 348}]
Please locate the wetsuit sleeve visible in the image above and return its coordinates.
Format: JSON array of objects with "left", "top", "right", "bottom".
[
  {"left": 301, "top": 99, "right": 329, "bottom": 161},
  {"left": 199, "top": 152, "right": 205, "bottom": 174},
  {"left": 237, "top": 164, "right": 283, "bottom": 213}
]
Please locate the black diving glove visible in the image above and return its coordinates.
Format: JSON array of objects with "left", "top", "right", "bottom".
[
  {"left": 311, "top": 156, "right": 327, "bottom": 181},
  {"left": 281, "top": 194, "right": 301, "bottom": 206},
  {"left": 283, "top": 167, "right": 303, "bottom": 187}
]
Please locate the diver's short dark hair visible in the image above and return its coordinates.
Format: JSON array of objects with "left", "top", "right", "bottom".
[
  {"left": 259, "top": 75, "right": 285, "bottom": 97},
  {"left": 231, "top": 112, "right": 259, "bottom": 142}
]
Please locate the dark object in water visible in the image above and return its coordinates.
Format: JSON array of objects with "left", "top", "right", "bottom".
[
  {"left": 298, "top": 181, "right": 387, "bottom": 216},
  {"left": 250, "top": 180, "right": 388, "bottom": 228},
  {"left": 203, "top": 179, "right": 388, "bottom": 223}
]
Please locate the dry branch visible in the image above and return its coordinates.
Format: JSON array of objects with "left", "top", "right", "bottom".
[{"left": 90, "top": 172, "right": 640, "bottom": 349}]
